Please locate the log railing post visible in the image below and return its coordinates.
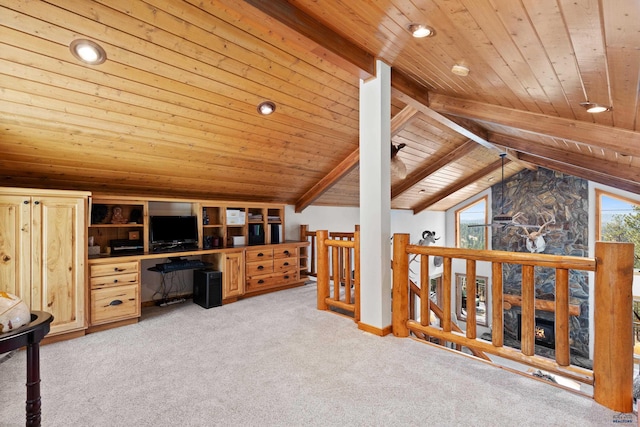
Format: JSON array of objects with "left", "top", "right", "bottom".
[
  {"left": 392, "top": 233, "right": 410, "bottom": 337},
  {"left": 316, "top": 230, "right": 329, "bottom": 310},
  {"left": 593, "top": 241, "right": 634, "bottom": 413}
]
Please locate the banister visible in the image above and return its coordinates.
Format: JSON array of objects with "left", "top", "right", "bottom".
[{"left": 392, "top": 234, "right": 634, "bottom": 413}]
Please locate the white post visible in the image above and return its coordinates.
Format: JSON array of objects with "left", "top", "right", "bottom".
[{"left": 359, "top": 60, "right": 392, "bottom": 333}]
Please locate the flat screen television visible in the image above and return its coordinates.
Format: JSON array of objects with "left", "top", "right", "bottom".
[{"left": 150, "top": 216, "right": 198, "bottom": 248}]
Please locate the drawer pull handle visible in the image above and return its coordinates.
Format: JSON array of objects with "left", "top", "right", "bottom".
[
  {"left": 34, "top": 201, "right": 40, "bottom": 205},
  {"left": 113, "top": 279, "right": 118, "bottom": 283},
  {"left": 283, "top": 262, "right": 289, "bottom": 266},
  {"left": 115, "top": 267, "right": 125, "bottom": 272},
  {"left": 257, "top": 253, "right": 264, "bottom": 257},
  {"left": 109, "top": 300, "right": 123, "bottom": 306},
  {"left": 284, "top": 250, "right": 290, "bottom": 255},
  {"left": 2, "top": 255, "right": 10, "bottom": 262},
  {"left": 257, "top": 265, "right": 264, "bottom": 270},
  {"left": 284, "top": 275, "right": 290, "bottom": 279},
  {"left": 258, "top": 279, "right": 264, "bottom": 284}
]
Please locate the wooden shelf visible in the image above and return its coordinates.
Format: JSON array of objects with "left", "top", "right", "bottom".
[{"left": 90, "top": 223, "right": 144, "bottom": 228}]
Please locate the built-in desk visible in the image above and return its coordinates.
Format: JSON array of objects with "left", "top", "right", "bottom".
[{"left": 87, "top": 242, "right": 309, "bottom": 331}]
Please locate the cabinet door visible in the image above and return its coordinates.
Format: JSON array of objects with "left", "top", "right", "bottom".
[
  {"left": 32, "top": 196, "right": 86, "bottom": 334},
  {"left": 223, "top": 252, "right": 244, "bottom": 299},
  {"left": 0, "top": 195, "right": 30, "bottom": 299}
]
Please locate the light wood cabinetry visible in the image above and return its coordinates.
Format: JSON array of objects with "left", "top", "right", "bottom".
[
  {"left": 197, "top": 202, "right": 284, "bottom": 249},
  {"left": 0, "top": 188, "right": 88, "bottom": 336},
  {"left": 89, "top": 260, "right": 140, "bottom": 326},
  {"left": 222, "top": 251, "right": 244, "bottom": 299},
  {"left": 245, "top": 243, "right": 301, "bottom": 294},
  {"left": 88, "top": 197, "right": 148, "bottom": 256}
]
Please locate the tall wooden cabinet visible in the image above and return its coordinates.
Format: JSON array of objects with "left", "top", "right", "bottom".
[{"left": 0, "top": 188, "right": 88, "bottom": 336}]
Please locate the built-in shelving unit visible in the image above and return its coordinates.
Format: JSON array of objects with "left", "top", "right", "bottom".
[{"left": 88, "top": 197, "right": 149, "bottom": 255}]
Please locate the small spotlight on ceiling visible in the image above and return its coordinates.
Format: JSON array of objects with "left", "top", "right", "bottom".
[
  {"left": 257, "top": 101, "right": 276, "bottom": 115},
  {"left": 579, "top": 101, "right": 611, "bottom": 113},
  {"left": 70, "top": 39, "right": 106, "bottom": 65},
  {"left": 408, "top": 23, "right": 435, "bottom": 38},
  {"left": 451, "top": 64, "right": 470, "bottom": 77}
]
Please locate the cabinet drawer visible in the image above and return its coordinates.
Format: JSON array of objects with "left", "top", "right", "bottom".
[
  {"left": 274, "top": 246, "right": 297, "bottom": 259},
  {"left": 276, "top": 270, "right": 299, "bottom": 284},
  {"left": 91, "top": 284, "right": 139, "bottom": 324},
  {"left": 246, "top": 260, "right": 274, "bottom": 276},
  {"left": 90, "top": 272, "right": 138, "bottom": 289},
  {"left": 274, "top": 256, "right": 298, "bottom": 273},
  {"left": 90, "top": 261, "right": 139, "bottom": 277},
  {"left": 246, "top": 274, "right": 281, "bottom": 292},
  {"left": 245, "top": 249, "right": 274, "bottom": 262}
]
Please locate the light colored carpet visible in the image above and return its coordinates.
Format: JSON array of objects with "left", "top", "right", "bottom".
[{"left": 0, "top": 283, "right": 634, "bottom": 426}]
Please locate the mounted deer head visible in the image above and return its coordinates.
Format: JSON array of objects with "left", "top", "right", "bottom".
[{"left": 513, "top": 211, "right": 556, "bottom": 253}]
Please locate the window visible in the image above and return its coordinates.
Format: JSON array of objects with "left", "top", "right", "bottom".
[
  {"left": 596, "top": 190, "right": 640, "bottom": 269},
  {"left": 456, "top": 197, "right": 487, "bottom": 249}
]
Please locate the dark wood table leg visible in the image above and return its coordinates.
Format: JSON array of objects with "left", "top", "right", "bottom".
[{"left": 25, "top": 342, "right": 42, "bottom": 427}]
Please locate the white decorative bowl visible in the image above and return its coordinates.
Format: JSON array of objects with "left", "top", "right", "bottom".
[{"left": 0, "top": 292, "right": 30, "bottom": 334}]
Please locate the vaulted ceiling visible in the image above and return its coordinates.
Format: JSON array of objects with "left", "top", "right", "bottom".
[{"left": 1, "top": 0, "right": 639, "bottom": 212}]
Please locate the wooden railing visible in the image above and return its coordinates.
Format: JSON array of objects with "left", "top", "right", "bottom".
[
  {"left": 300, "top": 225, "right": 317, "bottom": 277},
  {"left": 392, "top": 234, "right": 634, "bottom": 413},
  {"left": 300, "top": 225, "right": 358, "bottom": 280},
  {"left": 316, "top": 228, "right": 360, "bottom": 322}
]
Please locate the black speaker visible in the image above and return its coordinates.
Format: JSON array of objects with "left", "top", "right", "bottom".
[{"left": 193, "top": 269, "right": 222, "bottom": 309}]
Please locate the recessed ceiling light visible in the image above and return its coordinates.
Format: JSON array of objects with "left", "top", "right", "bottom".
[
  {"left": 451, "top": 64, "right": 470, "bottom": 76},
  {"left": 70, "top": 39, "right": 106, "bottom": 65},
  {"left": 408, "top": 24, "right": 435, "bottom": 38},
  {"left": 257, "top": 101, "right": 276, "bottom": 115},
  {"left": 579, "top": 101, "right": 611, "bottom": 113}
]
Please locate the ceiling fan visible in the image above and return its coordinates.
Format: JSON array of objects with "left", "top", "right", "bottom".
[{"left": 391, "top": 143, "right": 407, "bottom": 179}]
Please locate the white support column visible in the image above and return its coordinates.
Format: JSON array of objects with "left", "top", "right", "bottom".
[{"left": 359, "top": 60, "right": 391, "bottom": 332}]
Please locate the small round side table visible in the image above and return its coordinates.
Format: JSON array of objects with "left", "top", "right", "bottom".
[{"left": 0, "top": 311, "right": 53, "bottom": 427}]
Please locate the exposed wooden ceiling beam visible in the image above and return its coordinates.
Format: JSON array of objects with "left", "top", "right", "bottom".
[
  {"left": 294, "top": 148, "right": 360, "bottom": 213},
  {"left": 515, "top": 152, "right": 640, "bottom": 195},
  {"left": 295, "top": 105, "right": 421, "bottom": 212},
  {"left": 391, "top": 86, "right": 496, "bottom": 150},
  {"left": 242, "top": 0, "right": 375, "bottom": 80},
  {"left": 391, "top": 140, "right": 478, "bottom": 199},
  {"left": 411, "top": 158, "right": 510, "bottom": 214},
  {"left": 391, "top": 105, "right": 420, "bottom": 135},
  {"left": 490, "top": 133, "right": 640, "bottom": 189},
  {"left": 429, "top": 94, "right": 640, "bottom": 158}
]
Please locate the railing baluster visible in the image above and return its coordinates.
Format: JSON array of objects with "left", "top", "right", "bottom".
[
  {"left": 555, "top": 268, "right": 570, "bottom": 366},
  {"left": 442, "top": 257, "right": 452, "bottom": 333},
  {"left": 343, "top": 247, "right": 351, "bottom": 304},
  {"left": 491, "top": 262, "right": 504, "bottom": 347},
  {"left": 465, "top": 259, "right": 477, "bottom": 339},
  {"left": 420, "top": 254, "right": 429, "bottom": 326},
  {"left": 521, "top": 265, "right": 535, "bottom": 356},
  {"left": 332, "top": 246, "right": 340, "bottom": 301}
]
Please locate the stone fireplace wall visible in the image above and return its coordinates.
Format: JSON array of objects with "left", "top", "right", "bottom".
[{"left": 492, "top": 168, "right": 590, "bottom": 359}]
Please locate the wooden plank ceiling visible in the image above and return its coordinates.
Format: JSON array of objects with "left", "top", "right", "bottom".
[{"left": 1, "top": 0, "right": 639, "bottom": 212}]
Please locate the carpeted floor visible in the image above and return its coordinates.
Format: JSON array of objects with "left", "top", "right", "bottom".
[{"left": 0, "top": 283, "right": 635, "bottom": 426}]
